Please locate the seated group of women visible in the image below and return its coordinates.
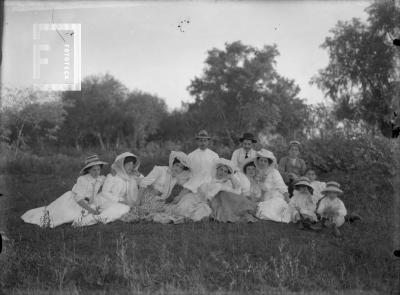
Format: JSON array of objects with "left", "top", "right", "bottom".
[{"left": 21, "top": 130, "right": 357, "bottom": 237}]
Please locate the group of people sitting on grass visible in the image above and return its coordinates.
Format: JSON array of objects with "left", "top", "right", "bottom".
[{"left": 21, "top": 130, "right": 361, "bottom": 237}]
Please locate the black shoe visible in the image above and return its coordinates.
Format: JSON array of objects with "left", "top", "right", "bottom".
[
  {"left": 349, "top": 212, "right": 362, "bottom": 223},
  {"left": 310, "top": 222, "right": 323, "bottom": 231}
]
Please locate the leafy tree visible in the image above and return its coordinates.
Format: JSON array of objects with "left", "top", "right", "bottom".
[
  {"left": 60, "top": 73, "right": 128, "bottom": 150},
  {"left": 1, "top": 88, "right": 65, "bottom": 156},
  {"left": 120, "top": 91, "right": 168, "bottom": 149},
  {"left": 311, "top": 0, "right": 400, "bottom": 136},
  {"left": 187, "top": 41, "right": 309, "bottom": 145}
]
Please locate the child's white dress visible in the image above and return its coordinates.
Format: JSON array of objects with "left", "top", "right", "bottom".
[
  {"left": 316, "top": 197, "right": 347, "bottom": 227},
  {"left": 289, "top": 190, "right": 317, "bottom": 222}
]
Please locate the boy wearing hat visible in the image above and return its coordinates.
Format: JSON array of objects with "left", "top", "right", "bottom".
[
  {"left": 289, "top": 176, "right": 319, "bottom": 230},
  {"left": 180, "top": 130, "right": 219, "bottom": 195},
  {"left": 231, "top": 132, "right": 258, "bottom": 170},
  {"left": 316, "top": 181, "right": 347, "bottom": 237},
  {"left": 278, "top": 140, "right": 307, "bottom": 198}
]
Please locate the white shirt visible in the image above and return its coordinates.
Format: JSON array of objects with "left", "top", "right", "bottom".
[
  {"left": 231, "top": 148, "right": 257, "bottom": 169},
  {"left": 317, "top": 197, "right": 347, "bottom": 217},
  {"left": 198, "top": 178, "right": 241, "bottom": 201},
  {"left": 183, "top": 148, "right": 219, "bottom": 193},
  {"left": 259, "top": 168, "right": 288, "bottom": 200}
]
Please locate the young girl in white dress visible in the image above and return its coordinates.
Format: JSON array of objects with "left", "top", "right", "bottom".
[
  {"left": 21, "top": 155, "right": 108, "bottom": 228},
  {"left": 76, "top": 152, "right": 138, "bottom": 226}
]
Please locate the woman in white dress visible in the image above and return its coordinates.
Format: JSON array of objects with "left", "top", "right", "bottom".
[
  {"left": 21, "top": 155, "right": 108, "bottom": 228},
  {"left": 255, "top": 149, "right": 293, "bottom": 223},
  {"left": 76, "top": 152, "right": 138, "bottom": 226},
  {"left": 120, "top": 151, "right": 191, "bottom": 222}
]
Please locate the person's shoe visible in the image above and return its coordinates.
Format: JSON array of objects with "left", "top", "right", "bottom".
[
  {"left": 298, "top": 221, "right": 305, "bottom": 230},
  {"left": 332, "top": 226, "right": 341, "bottom": 237},
  {"left": 348, "top": 212, "right": 362, "bottom": 223}
]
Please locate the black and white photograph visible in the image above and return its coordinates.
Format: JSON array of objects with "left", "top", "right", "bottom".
[{"left": 0, "top": 0, "right": 399, "bottom": 294}]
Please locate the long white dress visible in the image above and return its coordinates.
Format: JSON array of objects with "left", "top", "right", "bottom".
[
  {"left": 256, "top": 168, "right": 292, "bottom": 223},
  {"left": 183, "top": 148, "right": 219, "bottom": 193},
  {"left": 76, "top": 153, "right": 137, "bottom": 226},
  {"left": 21, "top": 174, "right": 105, "bottom": 228}
]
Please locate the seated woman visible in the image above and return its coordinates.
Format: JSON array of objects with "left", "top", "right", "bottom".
[
  {"left": 75, "top": 152, "right": 137, "bottom": 226},
  {"left": 239, "top": 158, "right": 263, "bottom": 203},
  {"left": 175, "top": 159, "right": 240, "bottom": 221},
  {"left": 208, "top": 159, "right": 258, "bottom": 223},
  {"left": 21, "top": 155, "right": 108, "bottom": 228},
  {"left": 255, "top": 149, "right": 292, "bottom": 223},
  {"left": 120, "top": 151, "right": 191, "bottom": 222},
  {"left": 153, "top": 159, "right": 241, "bottom": 223}
]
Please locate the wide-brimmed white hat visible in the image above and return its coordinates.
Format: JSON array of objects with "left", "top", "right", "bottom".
[
  {"left": 214, "top": 158, "right": 235, "bottom": 174},
  {"left": 255, "top": 149, "right": 277, "bottom": 164},
  {"left": 294, "top": 176, "right": 314, "bottom": 194},
  {"left": 169, "top": 151, "right": 190, "bottom": 169},
  {"left": 80, "top": 154, "right": 108, "bottom": 174},
  {"left": 322, "top": 181, "right": 343, "bottom": 195}
]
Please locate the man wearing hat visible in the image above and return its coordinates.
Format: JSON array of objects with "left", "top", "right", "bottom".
[
  {"left": 231, "top": 132, "right": 258, "bottom": 170},
  {"left": 181, "top": 130, "right": 219, "bottom": 194}
]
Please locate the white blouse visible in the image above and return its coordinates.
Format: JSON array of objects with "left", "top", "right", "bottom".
[
  {"left": 317, "top": 197, "right": 347, "bottom": 217},
  {"left": 259, "top": 168, "right": 288, "bottom": 200},
  {"left": 72, "top": 174, "right": 106, "bottom": 203},
  {"left": 184, "top": 148, "right": 219, "bottom": 193},
  {"left": 139, "top": 166, "right": 191, "bottom": 199},
  {"left": 100, "top": 174, "right": 139, "bottom": 204}
]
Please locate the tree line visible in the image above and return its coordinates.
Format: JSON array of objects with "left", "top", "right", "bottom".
[{"left": 0, "top": 1, "right": 398, "bottom": 154}]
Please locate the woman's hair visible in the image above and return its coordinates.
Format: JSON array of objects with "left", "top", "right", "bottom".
[
  {"left": 243, "top": 161, "right": 256, "bottom": 173},
  {"left": 172, "top": 158, "right": 189, "bottom": 171},
  {"left": 257, "top": 156, "right": 273, "bottom": 165},
  {"left": 123, "top": 156, "right": 137, "bottom": 165}
]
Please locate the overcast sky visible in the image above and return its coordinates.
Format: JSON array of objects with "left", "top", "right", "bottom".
[{"left": 3, "top": 0, "right": 372, "bottom": 110}]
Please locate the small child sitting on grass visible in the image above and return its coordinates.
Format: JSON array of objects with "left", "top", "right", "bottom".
[
  {"left": 316, "top": 181, "right": 359, "bottom": 237},
  {"left": 289, "top": 177, "right": 320, "bottom": 230}
]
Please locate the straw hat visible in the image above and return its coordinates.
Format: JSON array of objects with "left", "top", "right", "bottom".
[
  {"left": 239, "top": 132, "right": 257, "bottom": 143},
  {"left": 289, "top": 140, "right": 301, "bottom": 148},
  {"left": 214, "top": 158, "right": 235, "bottom": 174},
  {"left": 195, "top": 129, "right": 211, "bottom": 139},
  {"left": 80, "top": 155, "right": 108, "bottom": 174},
  {"left": 294, "top": 176, "right": 313, "bottom": 190},
  {"left": 169, "top": 151, "right": 190, "bottom": 169},
  {"left": 322, "top": 181, "right": 343, "bottom": 194}
]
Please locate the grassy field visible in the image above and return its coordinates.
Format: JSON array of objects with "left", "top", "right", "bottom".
[{"left": 1, "top": 146, "right": 399, "bottom": 294}]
